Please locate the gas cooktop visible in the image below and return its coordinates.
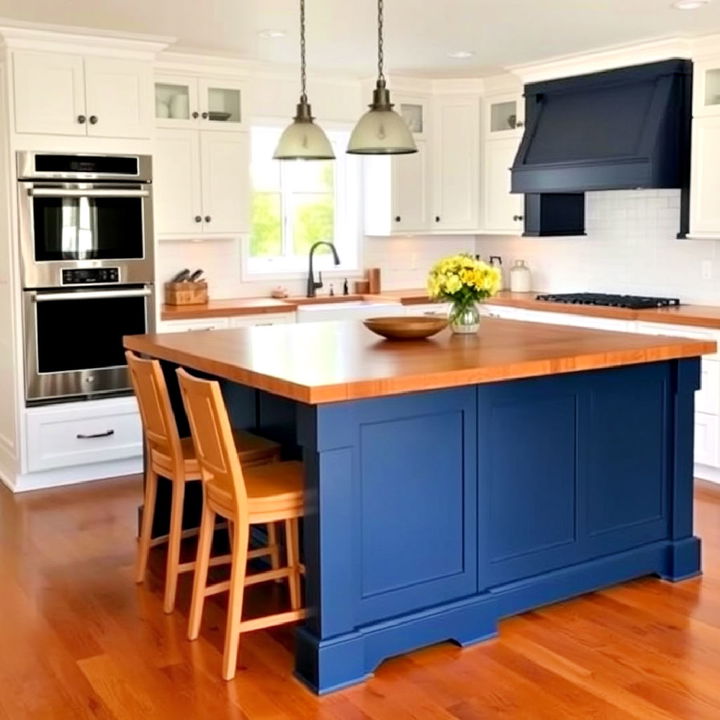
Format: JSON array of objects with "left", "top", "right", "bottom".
[{"left": 535, "top": 293, "right": 681, "bottom": 310}]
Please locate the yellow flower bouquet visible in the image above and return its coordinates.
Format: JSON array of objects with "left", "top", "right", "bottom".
[{"left": 427, "top": 254, "right": 502, "bottom": 333}]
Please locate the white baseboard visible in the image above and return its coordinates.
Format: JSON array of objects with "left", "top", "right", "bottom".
[
  {"left": 695, "top": 463, "right": 720, "bottom": 485},
  {"left": 10, "top": 456, "right": 142, "bottom": 493}
]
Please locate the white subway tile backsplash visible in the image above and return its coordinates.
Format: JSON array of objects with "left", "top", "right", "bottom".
[{"left": 476, "top": 190, "right": 720, "bottom": 305}]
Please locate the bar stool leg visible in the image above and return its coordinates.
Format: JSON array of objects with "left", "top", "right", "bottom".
[
  {"left": 135, "top": 468, "right": 158, "bottom": 583},
  {"left": 163, "top": 479, "right": 186, "bottom": 614},
  {"left": 188, "top": 502, "right": 215, "bottom": 641},
  {"left": 222, "top": 519, "right": 250, "bottom": 681},
  {"left": 285, "top": 517, "right": 302, "bottom": 610}
]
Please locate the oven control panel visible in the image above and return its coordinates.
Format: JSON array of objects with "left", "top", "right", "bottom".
[{"left": 61, "top": 268, "right": 120, "bottom": 285}]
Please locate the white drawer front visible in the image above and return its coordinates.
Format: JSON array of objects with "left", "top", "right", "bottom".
[
  {"left": 409, "top": 303, "right": 451, "bottom": 317},
  {"left": 159, "top": 317, "right": 230, "bottom": 333},
  {"left": 26, "top": 399, "right": 142, "bottom": 472},
  {"left": 697, "top": 360, "right": 720, "bottom": 416},
  {"left": 229, "top": 312, "right": 296, "bottom": 327},
  {"left": 695, "top": 412, "right": 720, "bottom": 467}
]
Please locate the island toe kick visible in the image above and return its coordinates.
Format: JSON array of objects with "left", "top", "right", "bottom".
[{"left": 292, "top": 359, "right": 700, "bottom": 693}]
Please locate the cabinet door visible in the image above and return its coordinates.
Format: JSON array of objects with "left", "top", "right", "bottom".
[
  {"left": 200, "top": 131, "right": 250, "bottom": 234},
  {"left": 690, "top": 117, "right": 720, "bottom": 237},
  {"left": 199, "top": 78, "right": 245, "bottom": 130},
  {"left": 485, "top": 93, "right": 525, "bottom": 138},
  {"left": 483, "top": 137, "right": 524, "bottom": 233},
  {"left": 434, "top": 97, "right": 480, "bottom": 231},
  {"left": 13, "top": 51, "right": 86, "bottom": 136},
  {"left": 83, "top": 57, "right": 152, "bottom": 138},
  {"left": 693, "top": 60, "right": 720, "bottom": 118},
  {"left": 391, "top": 139, "right": 429, "bottom": 232},
  {"left": 155, "top": 75, "right": 200, "bottom": 128},
  {"left": 153, "top": 130, "right": 203, "bottom": 236}
]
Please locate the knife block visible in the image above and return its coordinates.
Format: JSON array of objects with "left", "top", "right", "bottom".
[{"left": 164, "top": 281, "right": 209, "bottom": 306}]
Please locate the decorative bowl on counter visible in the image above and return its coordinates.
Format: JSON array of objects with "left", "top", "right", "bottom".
[{"left": 363, "top": 316, "right": 448, "bottom": 340}]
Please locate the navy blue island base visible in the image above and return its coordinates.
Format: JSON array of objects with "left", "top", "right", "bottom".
[
  {"left": 218, "top": 356, "right": 699, "bottom": 693},
  {"left": 126, "top": 317, "right": 711, "bottom": 695}
]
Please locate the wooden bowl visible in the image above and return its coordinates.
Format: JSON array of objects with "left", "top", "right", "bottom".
[{"left": 363, "top": 315, "right": 448, "bottom": 340}]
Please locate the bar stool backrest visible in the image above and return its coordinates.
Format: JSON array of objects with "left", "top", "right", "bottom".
[
  {"left": 126, "top": 351, "right": 184, "bottom": 478},
  {"left": 176, "top": 368, "right": 248, "bottom": 515}
]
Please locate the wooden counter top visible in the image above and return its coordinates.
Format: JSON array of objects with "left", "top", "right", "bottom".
[
  {"left": 125, "top": 318, "right": 715, "bottom": 405},
  {"left": 161, "top": 297, "right": 299, "bottom": 320}
]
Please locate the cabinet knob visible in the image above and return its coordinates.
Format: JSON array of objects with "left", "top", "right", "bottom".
[
  {"left": 516, "top": 121, "right": 525, "bottom": 128},
  {"left": 192, "top": 111, "right": 200, "bottom": 119},
  {"left": 204, "top": 215, "right": 212, "bottom": 223},
  {"left": 89, "top": 115, "right": 98, "bottom": 125},
  {"left": 194, "top": 215, "right": 202, "bottom": 223},
  {"left": 395, "top": 216, "right": 401, "bottom": 222},
  {"left": 77, "top": 115, "right": 86, "bottom": 124},
  {"left": 201, "top": 112, "right": 209, "bottom": 119},
  {"left": 435, "top": 216, "right": 441, "bottom": 223},
  {"left": 513, "top": 215, "right": 524, "bottom": 222}
]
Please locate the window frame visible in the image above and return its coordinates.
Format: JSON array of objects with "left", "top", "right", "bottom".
[{"left": 242, "top": 121, "right": 362, "bottom": 280}]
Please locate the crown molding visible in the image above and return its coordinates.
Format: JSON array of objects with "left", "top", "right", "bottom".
[
  {"left": 0, "top": 19, "right": 172, "bottom": 57},
  {"left": 510, "top": 36, "right": 693, "bottom": 84}
]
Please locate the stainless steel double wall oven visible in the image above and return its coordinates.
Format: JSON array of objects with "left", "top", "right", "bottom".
[{"left": 18, "top": 152, "right": 155, "bottom": 403}]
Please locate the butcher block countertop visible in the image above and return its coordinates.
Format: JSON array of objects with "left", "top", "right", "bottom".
[{"left": 124, "top": 318, "right": 715, "bottom": 405}]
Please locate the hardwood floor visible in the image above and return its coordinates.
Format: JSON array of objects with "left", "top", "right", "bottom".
[{"left": 1, "top": 476, "right": 720, "bottom": 720}]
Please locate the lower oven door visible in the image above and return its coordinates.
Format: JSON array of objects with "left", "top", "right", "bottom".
[{"left": 23, "top": 286, "right": 153, "bottom": 402}]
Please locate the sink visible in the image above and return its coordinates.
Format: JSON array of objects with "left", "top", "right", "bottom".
[{"left": 296, "top": 300, "right": 406, "bottom": 323}]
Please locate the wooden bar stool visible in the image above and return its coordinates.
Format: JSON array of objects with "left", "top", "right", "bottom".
[
  {"left": 177, "top": 367, "right": 307, "bottom": 681},
  {"left": 126, "top": 351, "right": 282, "bottom": 614}
]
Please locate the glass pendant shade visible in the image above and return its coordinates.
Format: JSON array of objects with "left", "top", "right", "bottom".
[
  {"left": 274, "top": 100, "right": 335, "bottom": 160},
  {"left": 347, "top": 83, "right": 417, "bottom": 155}
]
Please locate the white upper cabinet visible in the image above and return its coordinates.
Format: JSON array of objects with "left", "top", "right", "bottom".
[
  {"left": 13, "top": 51, "right": 153, "bottom": 138},
  {"left": 690, "top": 116, "right": 720, "bottom": 237},
  {"left": 433, "top": 96, "right": 480, "bottom": 231},
  {"left": 485, "top": 93, "right": 525, "bottom": 139},
  {"left": 392, "top": 139, "right": 430, "bottom": 232},
  {"left": 154, "top": 129, "right": 203, "bottom": 236},
  {"left": 154, "top": 128, "right": 249, "bottom": 238},
  {"left": 200, "top": 131, "right": 250, "bottom": 233},
  {"left": 482, "top": 136, "right": 524, "bottom": 234},
  {"left": 13, "top": 52, "right": 85, "bottom": 136},
  {"left": 155, "top": 75, "right": 246, "bottom": 131},
  {"left": 83, "top": 57, "right": 153, "bottom": 138},
  {"left": 693, "top": 60, "right": 720, "bottom": 118}
]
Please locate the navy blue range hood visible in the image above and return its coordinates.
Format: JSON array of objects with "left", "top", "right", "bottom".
[{"left": 511, "top": 59, "right": 692, "bottom": 195}]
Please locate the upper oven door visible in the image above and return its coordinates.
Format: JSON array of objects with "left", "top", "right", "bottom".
[{"left": 18, "top": 181, "right": 154, "bottom": 288}]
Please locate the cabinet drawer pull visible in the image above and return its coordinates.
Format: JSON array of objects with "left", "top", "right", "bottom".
[
  {"left": 513, "top": 215, "right": 524, "bottom": 221},
  {"left": 76, "top": 429, "right": 115, "bottom": 440},
  {"left": 194, "top": 215, "right": 202, "bottom": 223},
  {"left": 435, "top": 216, "right": 440, "bottom": 222},
  {"left": 77, "top": 115, "right": 87, "bottom": 124},
  {"left": 89, "top": 115, "right": 98, "bottom": 125},
  {"left": 201, "top": 112, "right": 209, "bottom": 119},
  {"left": 204, "top": 215, "right": 212, "bottom": 223},
  {"left": 395, "top": 216, "right": 401, "bottom": 222},
  {"left": 192, "top": 111, "right": 200, "bottom": 119},
  {"left": 516, "top": 121, "right": 525, "bottom": 128}
]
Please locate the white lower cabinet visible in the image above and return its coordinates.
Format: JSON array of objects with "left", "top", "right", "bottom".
[
  {"left": 406, "top": 303, "right": 451, "bottom": 316},
  {"left": 159, "top": 317, "right": 230, "bottom": 333},
  {"left": 25, "top": 397, "right": 142, "bottom": 473},
  {"left": 229, "top": 312, "right": 296, "bottom": 327},
  {"left": 695, "top": 413, "right": 720, "bottom": 468}
]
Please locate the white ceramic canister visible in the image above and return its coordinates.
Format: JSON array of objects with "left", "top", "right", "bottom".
[
  {"left": 510, "top": 259, "right": 532, "bottom": 292},
  {"left": 169, "top": 93, "right": 190, "bottom": 119}
]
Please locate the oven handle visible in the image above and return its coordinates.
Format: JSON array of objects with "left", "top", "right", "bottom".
[
  {"left": 27, "top": 188, "right": 150, "bottom": 198},
  {"left": 32, "top": 288, "right": 152, "bottom": 302}
]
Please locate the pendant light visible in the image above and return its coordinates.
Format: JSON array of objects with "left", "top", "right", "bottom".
[
  {"left": 347, "top": 0, "right": 417, "bottom": 155},
  {"left": 273, "top": 0, "right": 335, "bottom": 160}
]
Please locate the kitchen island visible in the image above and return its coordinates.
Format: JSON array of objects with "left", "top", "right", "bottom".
[{"left": 125, "top": 318, "right": 715, "bottom": 693}]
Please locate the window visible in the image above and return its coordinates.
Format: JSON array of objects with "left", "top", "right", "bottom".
[{"left": 246, "top": 126, "right": 360, "bottom": 275}]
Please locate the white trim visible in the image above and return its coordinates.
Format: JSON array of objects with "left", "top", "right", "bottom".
[
  {"left": 694, "top": 463, "right": 720, "bottom": 485},
  {"left": 510, "top": 36, "right": 693, "bottom": 84}
]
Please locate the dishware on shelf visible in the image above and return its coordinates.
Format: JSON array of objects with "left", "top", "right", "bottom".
[
  {"left": 169, "top": 93, "right": 190, "bottom": 119},
  {"left": 510, "top": 259, "right": 532, "bottom": 292},
  {"left": 363, "top": 315, "right": 448, "bottom": 340},
  {"left": 208, "top": 110, "right": 232, "bottom": 121},
  {"left": 156, "top": 99, "right": 170, "bottom": 118}
]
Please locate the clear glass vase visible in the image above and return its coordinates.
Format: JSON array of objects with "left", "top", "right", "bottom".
[{"left": 449, "top": 301, "right": 481, "bottom": 334}]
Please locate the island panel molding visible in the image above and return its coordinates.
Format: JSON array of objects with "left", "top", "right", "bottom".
[{"left": 123, "top": 318, "right": 716, "bottom": 404}]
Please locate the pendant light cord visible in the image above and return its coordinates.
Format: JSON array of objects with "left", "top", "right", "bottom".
[
  {"left": 377, "top": 0, "right": 385, "bottom": 84},
  {"left": 300, "top": 0, "right": 307, "bottom": 102}
]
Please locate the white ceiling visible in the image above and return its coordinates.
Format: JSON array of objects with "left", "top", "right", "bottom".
[{"left": 1, "top": 0, "right": 720, "bottom": 76}]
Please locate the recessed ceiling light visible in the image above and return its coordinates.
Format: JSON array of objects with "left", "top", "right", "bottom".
[
  {"left": 672, "top": 0, "right": 710, "bottom": 9},
  {"left": 258, "top": 29, "right": 287, "bottom": 39},
  {"left": 447, "top": 50, "right": 475, "bottom": 59}
]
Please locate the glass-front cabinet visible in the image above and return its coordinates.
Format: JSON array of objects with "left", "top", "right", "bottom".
[
  {"left": 485, "top": 93, "right": 524, "bottom": 137},
  {"left": 693, "top": 60, "right": 720, "bottom": 118},
  {"left": 154, "top": 75, "right": 245, "bottom": 130}
]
